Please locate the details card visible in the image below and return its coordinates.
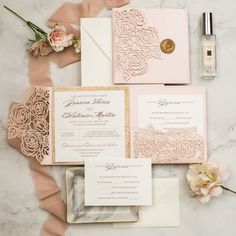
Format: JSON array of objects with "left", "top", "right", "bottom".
[
  {"left": 52, "top": 87, "right": 129, "bottom": 164},
  {"left": 138, "top": 94, "right": 204, "bottom": 135},
  {"left": 84, "top": 158, "right": 152, "bottom": 206},
  {"left": 130, "top": 86, "right": 207, "bottom": 164}
]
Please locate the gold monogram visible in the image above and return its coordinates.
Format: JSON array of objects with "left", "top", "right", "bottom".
[{"left": 160, "top": 39, "right": 175, "bottom": 54}]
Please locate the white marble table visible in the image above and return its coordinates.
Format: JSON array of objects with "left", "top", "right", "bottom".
[{"left": 0, "top": 0, "right": 236, "bottom": 235}]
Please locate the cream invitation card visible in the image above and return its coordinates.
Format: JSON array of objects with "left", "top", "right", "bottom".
[
  {"left": 84, "top": 158, "right": 152, "bottom": 206},
  {"left": 130, "top": 85, "right": 207, "bottom": 164},
  {"left": 113, "top": 178, "right": 179, "bottom": 228},
  {"left": 52, "top": 87, "right": 129, "bottom": 164}
]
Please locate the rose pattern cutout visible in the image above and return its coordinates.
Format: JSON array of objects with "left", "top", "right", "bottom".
[
  {"left": 7, "top": 87, "right": 50, "bottom": 163},
  {"left": 175, "top": 137, "right": 201, "bottom": 159},
  {"left": 26, "top": 88, "right": 49, "bottom": 118},
  {"left": 136, "top": 28, "right": 158, "bottom": 48},
  {"left": 21, "top": 130, "right": 44, "bottom": 161},
  {"left": 114, "top": 9, "right": 161, "bottom": 81},
  {"left": 124, "top": 50, "right": 148, "bottom": 80},
  {"left": 32, "top": 118, "right": 49, "bottom": 136},
  {"left": 134, "top": 125, "right": 204, "bottom": 162},
  {"left": 7, "top": 104, "right": 31, "bottom": 138}
]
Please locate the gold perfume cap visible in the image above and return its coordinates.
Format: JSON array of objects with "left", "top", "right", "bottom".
[{"left": 202, "top": 12, "right": 213, "bottom": 35}]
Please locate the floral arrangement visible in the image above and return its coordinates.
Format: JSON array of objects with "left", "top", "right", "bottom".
[
  {"left": 187, "top": 162, "right": 236, "bottom": 203},
  {"left": 4, "top": 6, "right": 81, "bottom": 57}
]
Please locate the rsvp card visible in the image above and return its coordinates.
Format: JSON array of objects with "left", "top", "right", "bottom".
[
  {"left": 52, "top": 87, "right": 129, "bottom": 164},
  {"left": 85, "top": 158, "right": 152, "bottom": 206}
]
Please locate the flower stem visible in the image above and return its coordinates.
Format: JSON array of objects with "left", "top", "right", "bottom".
[
  {"left": 4, "top": 5, "right": 47, "bottom": 38},
  {"left": 4, "top": 5, "right": 28, "bottom": 23},
  {"left": 28, "top": 22, "right": 47, "bottom": 37},
  {"left": 222, "top": 185, "right": 236, "bottom": 195}
]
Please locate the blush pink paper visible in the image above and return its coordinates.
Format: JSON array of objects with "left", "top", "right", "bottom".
[
  {"left": 113, "top": 8, "right": 190, "bottom": 84},
  {"left": 7, "top": 1, "right": 130, "bottom": 236},
  {"left": 129, "top": 85, "right": 207, "bottom": 164}
]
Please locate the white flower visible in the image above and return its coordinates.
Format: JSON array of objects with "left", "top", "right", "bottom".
[{"left": 187, "top": 162, "right": 229, "bottom": 203}]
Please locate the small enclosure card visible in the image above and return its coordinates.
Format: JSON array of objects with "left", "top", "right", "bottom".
[{"left": 84, "top": 158, "right": 152, "bottom": 206}]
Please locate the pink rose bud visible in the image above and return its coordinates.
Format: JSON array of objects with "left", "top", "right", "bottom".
[{"left": 48, "top": 25, "right": 74, "bottom": 52}]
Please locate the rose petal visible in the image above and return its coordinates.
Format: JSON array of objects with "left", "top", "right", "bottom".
[
  {"left": 199, "top": 195, "right": 211, "bottom": 204},
  {"left": 55, "top": 25, "right": 66, "bottom": 32},
  {"left": 68, "top": 33, "right": 74, "bottom": 40},
  {"left": 200, "top": 187, "right": 210, "bottom": 196},
  {"left": 208, "top": 181, "right": 218, "bottom": 189},
  {"left": 210, "top": 186, "right": 223, "bottom": 197},
  {"left": 218, "top": 164, "right": 230, "bottom": 181},
  {"left": 191, "top": 183, "right": 201, "bottom": 193},
  {"left": 186, "top": 171, "right": 195, "bottom": 182},
  {"left": 199, "top": 173, "right": 211, "bottom": 181}
]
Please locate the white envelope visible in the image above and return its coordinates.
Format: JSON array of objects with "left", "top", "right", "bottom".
[
  {"left": 113, "top": 178, "right": 179, "bottom": 228},
  {"left": 81, "top": 18, "right": 113, "bottom": 86}
]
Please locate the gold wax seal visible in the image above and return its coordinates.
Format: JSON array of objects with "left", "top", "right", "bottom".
[{"left": 160, "top": 39, "right": 175, "bottom": 54}]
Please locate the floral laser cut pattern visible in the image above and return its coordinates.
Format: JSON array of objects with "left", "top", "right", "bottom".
[
  {"left": 134, "top": 125, "right": 204, "bottom": 163},
  {"left": 113, "top": 9, "right": 161, "bottom": 81},
  {"left": 7, "top": 87, "right": 50, "bottom": 163}
]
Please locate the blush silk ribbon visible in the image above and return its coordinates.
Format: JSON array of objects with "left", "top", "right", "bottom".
[{"left": 7, "top": 1, "right": 129, "bottom": 236}]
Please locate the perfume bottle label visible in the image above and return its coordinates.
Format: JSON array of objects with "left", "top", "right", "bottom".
[{"left": 203, "top": 41, "right": 215, "bottom": 70}]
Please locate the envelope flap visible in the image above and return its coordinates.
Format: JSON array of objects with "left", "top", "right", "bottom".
[{"left": 81, "top": 18, "right": 112, "bottom": 61}]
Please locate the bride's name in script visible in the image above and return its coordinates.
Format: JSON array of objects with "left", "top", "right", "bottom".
[
  {"left": 63, "top": 98, "right": 110, "bottom": 107},
  {"left": 62, "top": 111, "right": 115, "bottom": 120}
]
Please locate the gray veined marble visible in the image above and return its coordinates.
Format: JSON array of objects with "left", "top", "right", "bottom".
[{"left": 66, "top": 168, "right": 139, "bottom": 224}]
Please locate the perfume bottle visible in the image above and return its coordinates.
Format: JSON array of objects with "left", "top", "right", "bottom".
[{"left": 201, "top": 12, "right": 216, "bottom": 79}]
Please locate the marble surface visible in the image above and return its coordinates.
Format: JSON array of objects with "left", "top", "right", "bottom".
[
  {"left": 66, "top": 168, "right": 139, "bottom": 224},
  {"left": 0, "top": 0, "right": 236, "bottom": 235}
]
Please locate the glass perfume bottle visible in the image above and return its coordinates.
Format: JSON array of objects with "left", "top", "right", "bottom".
[{"left": 201, "top": 12, "right": 216, "bottom": 79}]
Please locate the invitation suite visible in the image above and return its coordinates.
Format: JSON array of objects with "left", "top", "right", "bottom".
[
  {"left": 113, "top": 178, "right": 179, "bottom": 228},
  {"left": 85, "top": 158, "right": 152, "bottom": 206},
  {"left": 130, "top": 85, "right": 207, "bottom": 164},
  {"left": 112, "top": 8, "right": 190, "bottom": 84},
  {"left": 52, "top": 87, "right": 129, "bottom": 164}
]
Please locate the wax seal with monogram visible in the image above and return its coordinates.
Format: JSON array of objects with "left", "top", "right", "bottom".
[{"left": 160, "top": 39, "right": 176, "bottom": 54}]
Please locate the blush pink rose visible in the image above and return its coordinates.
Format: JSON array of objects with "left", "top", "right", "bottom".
[{"left": 48, "top": 25, "right": 74, "bottom": 52}]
